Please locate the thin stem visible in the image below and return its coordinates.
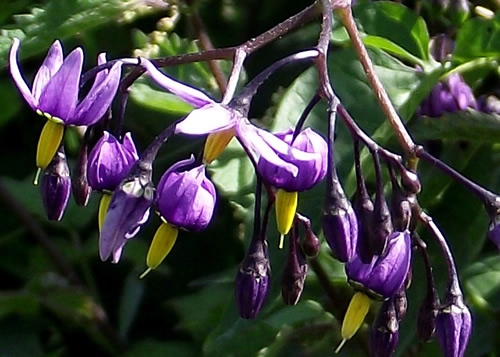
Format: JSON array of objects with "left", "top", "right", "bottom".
[
  {"left": 232, "top": 50, "right": 320, "bottom": 114},
  {"left": 253, "top": 175, "right": 262, "bottom": 236},
  {"left": 338, "top": 104, "right": 403, "bottom": 167},
  {"left": 337, "top": 6, "right": 417, "bottom": 159},
  {"left": 416, "top": 147, "right": 500, "bottom": 211},
  {"left": 190, "top": 9, "right": 227, "bottom": 95},
  {"left": 418, "top": 210, "right": 461, "bottom": 296},
  {"left": 292, "top": 93, "right": 321, "bottom": 141}
]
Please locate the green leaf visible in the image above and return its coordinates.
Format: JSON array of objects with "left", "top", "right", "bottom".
[
  {"left": 130, "top": 82, "right": 194, "bottom": 115},
  {"left": 362, "top": 35, "right": 426, "bottom": 67},
  {"left": 411, "top": 111, "right": 500, "bottom": 142},
  {"left": 454, "top": 14, "right": 500, "bottom": 63},
  {"left": 118, "top": 272, "right": 145, "bottom": 338},
  {"left": 466, "top": 255, "right": 500, "bottom": 306},
  {"left": 0, "top": 0, "right": 167, "bottom": 68},
  {"left": 353, "top": 1, "right": 430, "bottom": 60},
  {"left": 125, "top": 340, "right": 199, "bottom": 357}
]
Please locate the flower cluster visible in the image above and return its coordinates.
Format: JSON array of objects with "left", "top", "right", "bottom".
[{"left": 10, "top": 34, "right": 486, "bottom": 357}]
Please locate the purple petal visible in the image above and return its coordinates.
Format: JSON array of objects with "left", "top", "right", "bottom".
[
  {"left": 92, "top": 53, "right": 109, "bottom": 89},
  {"left": 175, "top": 103, "right": 236, "bottom": 135},
  {"left": 38, "top": 47, "right": 83, "bottom": 120},
  {"left": 32, "top": 40, "right": 64, "bottom": 101},
  {"left": 70, "top": 61, "right": 122, "bottom": 125},
  {"left": 122, "top": 132, "right": 139, "bottom": 159},
  {"left": 140, "top": 58, "right": 214, "bottom": 108},
  {"left": 9, "top": 38, "right": 37, "bottom": 110}
]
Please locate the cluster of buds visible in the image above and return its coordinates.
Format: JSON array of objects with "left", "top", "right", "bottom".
[{"left": 10, "top": 20, "right": 491, "bottom": 355}]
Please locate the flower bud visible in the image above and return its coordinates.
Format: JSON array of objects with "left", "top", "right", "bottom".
[
  {"left": 436, "top": 296, "right": 472, "bottom": 357},
  {"left": 235, "top": 238, "right": 271, "bottom": 319},
  {"left": 302, "top": 227, "right": 320, "bottom": 258},
  {"left": 156, "top": 158, "right": 216, "bottom": 232},
  {"left": 394, "top": 287, "right": 408, "bottom": 321},
  {"left": 389, "top": 168, "right": 412, "bottom": 231},
  {"left": 370, "top": 298, "right": 400, "bottom": 357},
  {"left": 41, "top": 147, "right": 71, "bottom": 221},
  {"left": 418, "top": 285, "right": 440, "bottom": 342},
  {"left": 346, "top": 231, "right": 411, "bottom": 299},
  {"left": 400, "top": 169, "right": 421, "bottom": 195},
  {"left": 281, "top": 227, "right": 308, "bottom": 305}
]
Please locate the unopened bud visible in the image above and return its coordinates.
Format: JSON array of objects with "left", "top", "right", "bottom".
[
  {"left": 281, "top": 227, "right": 308, "bottom": 305},
  {"left": 370, "top": 298, "right": 400, "bottom": 357},
  {"left": 302, "top": 227, "right": 320, "bottom": 258},
  {"left": 41, "top": 147, "right": 71, "bottom": 221}
]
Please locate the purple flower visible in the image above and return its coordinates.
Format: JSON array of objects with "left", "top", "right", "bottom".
[
  {"left": 99, "top": 166, "right": 154, "bottom": 263},
  {"left": 419, "top": 73, "right": 476, "bottom": 118},
  {"left": 87, "top": 131, "right": 139, "bottom": 192},
  {"left": 436, "top": 299, "right": 472, "bottom": 357},
  {"left": 257, "top": 128, "right": 327, "bottom": 191},
  {"left": 10, "top": 38, "right": 122, "bottom": 126},
  {"left": 156, "top": 157, "right": 216, "bottom": 232},
  {"left": 41, "top": 148, "right": 71, "bottom": 221},
  {"left": 346, "top": 231, "right": 411, "bottom": 298},
  {"left": 139, "top": 58, "right": 322, "bottom": 185},
  {"left": 235, "top": 238, "right": 271, "bottom": 319}
]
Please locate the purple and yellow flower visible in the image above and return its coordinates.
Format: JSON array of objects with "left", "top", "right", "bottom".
[
  {"left": 9, "top": 38, "right": 122, "bottom": 182},
  {"left": 140, "top": 57, "right": 325, "bottom": 245},
  {"left": 140, "top": 157, "right": 216, "bottom": 277},
  {"left": 87, "top": 131, "right": 139, "bottom": 229}
]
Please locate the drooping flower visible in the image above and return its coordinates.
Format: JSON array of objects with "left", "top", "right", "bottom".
[
  {"left": 140, "top": 157, "right": 217, "bottom": 277},
  {"left": 370, "top": 297, "right": 400, "bottom": 357},
  {"left": 139, "top": 57, "right": 324, "bottom": 243},
  {"left": 235, "top": 237, "right": 271, "bottom": 319},
  {"left": 9, "top": 38, "right": 122, "bottom": 178},
  {"left": 99, "top": 165, "right": 154, "bottom": 263},
  {"left": 346, "top": 230, "right": 412, "bottom": 299},
  {"left": 41, "top": 147, "right": 71, "bottom": 221}
]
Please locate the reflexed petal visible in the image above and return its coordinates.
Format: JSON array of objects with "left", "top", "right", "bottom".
[
  {"left": 70, "top": 61, "right": 122, "bottom": 125},
  {"left": 39, "top": 47, "right": 83, "bottom": 120},
  {"left": 141, "top": 58, "right": 214, "bottom": 108},
  {"left": 122, "top": 132, "right": 138, "bottom": 158},
  {"left": 32, "top": 40, "right": 64, "bottom": 101},
  {"left": 175, "top": 103, "right": 236, "bottom": 135},
  {"left": 9, "top": 38, "right": 37, "bottom": 109}
]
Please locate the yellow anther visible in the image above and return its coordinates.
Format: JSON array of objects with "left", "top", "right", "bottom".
[
  {"left": 36, "top": 119, "right": 64, "bottom": 173},
  {"left": 98, "top": 192, "right": 113, "bottom": 231},
  {"left": 275, "top": 189, "right": 298, "bottom": 246},
  {"left": 140, "top": 222, "right": 178, "bottom": 278},
  {"left": 335, "top": 292, "right": 371, "bottom": 353},
  {"left": 203, "top": 128, "right": 235, "bottom": 164}
]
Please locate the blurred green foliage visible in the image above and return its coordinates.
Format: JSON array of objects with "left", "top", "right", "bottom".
[{"left": 0, "top": 0, "right": 499, "bottom": 356}]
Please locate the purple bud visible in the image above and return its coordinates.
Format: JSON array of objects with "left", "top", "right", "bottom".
[
  {"left": 488, "top": 215, "right": 500, "bottom": 249},
  {"left": 346, "top": 231, "right": 411, "bottom": 298},
  {"left": 281, "top": 227, "right": 308, "bottom": 305},
  {"left": 389, "top": 168, "right": 412, "bottom": 232},
  {"left": 302, "top": 227, "right": 320, "bottom": 258},
  {"left": 323, "top": 194, "right": 358, "bottom": 263},
  {"left": 436, "top": 297, "right": 472, "bottom": 357},
  {"left": 393, "top": 288, "right": 408, "bottom": 321},
  {"left": 371, "top": 154, "right": 393, "bottom": 255},
  {"left": 41, "top": 148, "right": 71, "bottom": 221},
  {"left": 87, "top": 131, "right": 139, "bottom": 192},
  {"left": 418, "top": 286, "right": 440, "bottom": 342},
  {"left": 235, "top": 238, "right": 271, "bottom": 319},
  {"left": 400, "top": 169, "right": 421, "bottom": 195},
  {"left": 156, "top": 158, "right": 216, "bottom": 232},
  {"left": 257, "top": 128, "right": 328, "bottom": 192},
  {"left": 370, "top": 298, "right": 399, "bottom": 357}
]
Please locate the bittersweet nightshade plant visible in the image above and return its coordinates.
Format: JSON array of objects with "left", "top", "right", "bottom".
[{"left": 41, "top": 147, "right": 71, "bottom": 221}]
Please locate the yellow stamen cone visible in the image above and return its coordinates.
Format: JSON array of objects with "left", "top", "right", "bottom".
[
  {"left": 203, "top": 128, "right": 235, "bottom": 164},
  {"left": 275, "top": 189, "right": 298, "bottom": 246},
  {"left": 335, "top": 291, "right": 371, "bottom": 353},
  {"left": 98, "top": 192, "right": 113, "bottom": 231},
  {"left": 36, "top": 120, "right": 64, "bottom": 173},
  {"left": 140, "top": 222, "right": 178, "bottom": 279}
]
